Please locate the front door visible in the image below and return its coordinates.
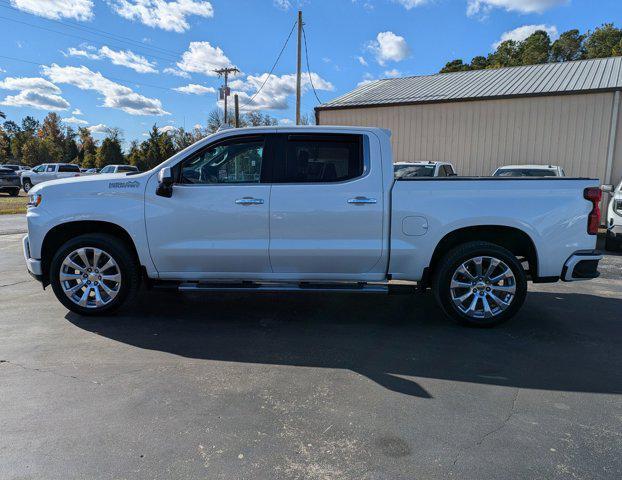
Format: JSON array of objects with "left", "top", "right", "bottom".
[
  {"left": 268, "top": 133, "right": 385, "bottom": 278},
  {"left": 145, "top": 134, "right": 272, "bottom": 279}
]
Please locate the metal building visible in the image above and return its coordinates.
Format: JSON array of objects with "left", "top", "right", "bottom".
[{"left": 316, "top": 57, "right": 622, "bottom": 185}]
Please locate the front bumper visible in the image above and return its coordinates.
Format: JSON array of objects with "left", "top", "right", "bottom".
[
  {"left": 561, "top": 250, "right": 602, "bottom": 282},
  {"left": 22, "top": 235, "right": 43, "bottom": 280}
]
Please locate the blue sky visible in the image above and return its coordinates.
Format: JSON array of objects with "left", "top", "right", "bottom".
[{"left": 0, "top": 0, "right": 620, "bottom": 147}]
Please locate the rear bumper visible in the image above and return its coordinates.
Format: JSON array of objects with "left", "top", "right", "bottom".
[
  {"left": 561, "top": 250, "right": 602, "bottom": 282},
  {"left": 22, "top": 235, "right": 43, "bottom": 281}
]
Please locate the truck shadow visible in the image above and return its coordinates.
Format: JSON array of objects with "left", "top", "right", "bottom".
[{"left": 66, "top": 290, "right": 622, "bottom": 399}]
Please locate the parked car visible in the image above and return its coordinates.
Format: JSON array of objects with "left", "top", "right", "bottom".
[
  {"left": 604, "top": 180, "right": 622, "bottom": 251},
  {"left": 0, "top": 166, "right": 21, "bottom": 196},
  {"left": 492, "top": 165, "right": 565, "bottom": 177},
  {"left": 1, "top": 164, "right": 30, "bottom": 177},
  {"left": 394, "top": 161, "right": 456, "bottom": 178},
  {"left": 99, "top": 165, "right": 139, "bottom": 174},
  {"left": 23, "top": 126, "right": 603, "bottom": 327},
  {"left": 83, "top": 168, "right": 99, "bottom": 175},
  {"left": 21, "top": 163, "right": 82, "bottom": 192}
]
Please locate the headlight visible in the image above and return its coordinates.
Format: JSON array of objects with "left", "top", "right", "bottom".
[{"left": 27, "top": 193, "right": 42, "bottom": 208}]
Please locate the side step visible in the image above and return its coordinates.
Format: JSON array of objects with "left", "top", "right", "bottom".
[{"left": 173, "top": 281, "right": 407, "bottom": 294}]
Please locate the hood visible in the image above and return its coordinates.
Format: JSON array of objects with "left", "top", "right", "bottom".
[{"left": 30, "top": 172, "right": 151, "bottom": 195}]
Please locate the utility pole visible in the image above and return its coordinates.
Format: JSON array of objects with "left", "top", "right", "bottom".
[
  {"left": 295, "top": 10, "right": 303, "bottom": 125},
  {"left": 214, "top": 67, "right": 240, "bottom": 126},
  {"left": 234, "top": 94, "right": 240, "bottom": 128}
]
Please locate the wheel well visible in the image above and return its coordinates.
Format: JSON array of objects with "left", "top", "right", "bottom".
[
  {"left": 427, "top": 226, "right": 538, "bottom": 282},
  {"left": 40, "top": 221, "right": 140, "bottom": 284}
]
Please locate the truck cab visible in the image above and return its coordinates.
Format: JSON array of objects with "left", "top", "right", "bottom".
[{"left": 21, "top": 163, "right": 82, "bottom": 192}]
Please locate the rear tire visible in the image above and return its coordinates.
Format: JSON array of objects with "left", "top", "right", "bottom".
[
  {"left": 22, "top": 179, "right": 32, "bottom": 192},
  {"left": 432, "top": 241, "right": 527, "bottom": 327},
  {"left": 50, "top": 234, "right": 140, "bottom": 316},
  {"left": 9, "top": 188, "right": 19, "bottom": 197},
  {"left": 605, "top": 233, "right": 621, "bottom": 252}
]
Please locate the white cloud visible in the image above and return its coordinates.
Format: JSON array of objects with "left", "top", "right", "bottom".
[
  {"left": 111, "top": 0, "right": 214, "bottom": 32},
  {"left": 193, "top": 123, "right": 202, "bottom": 129},
  {"left": 393, "top": 0, "right": 429, "bottom": 9},
  {"left": 10, "top": 0, "right": 94, "bottom": 20},
  {"left": 367, "top": 31, "right": 410, "bottom": 66},
  {"left": 384, "top": 68, "right": 401, "bottom": 77},
  {"left": 0, "top": 76, "right": 70, "bottom": 110},
  {"left": 64, "top": 45, "right": 158, "bottom": 73},
  {"left": 230, "top": 72, "right": 333, "bottom": 111},
  {"left": 273, "top": 0, "right": 291, "bottom": 9},
  {"left": 88, "top": 123, "right": 108, "bottom": 134},
  {"left": 43, "top": 64, "right": 168, "bottom": 116},
  {"left": 467, "top": 0, "right": 568, "bottom": 16},
  {"left": 99, "top": 46, "right": 157, "bottom": 73},
  {"left": 357, "top": 73, "right": 378, "bottom": 87},
  {"left": 164, "top": 67, "right": 190, "bottom": 78},
  {"left": 279, "top": 118, "right": 293, "bottom": 125},
  {"left": 72, "top": 108, "right": 83, "bottom": 115},
  {"left": 356, "top": 56, "right": 368, "bottom": 66},
  {"left": 174, "top": 83, "right": 216, "bottom": 95},
  {"left": 177, "top": 41, "right": 235, "bottom": 77},
  {"left": 160, "top": 125, "right": 176, "bottom": 133},
  {"left": 493, "top": 24, "right": 558, "bottom": 48},
  {"left": 62, "top": 116, "right": 88, "bottom": 124}
]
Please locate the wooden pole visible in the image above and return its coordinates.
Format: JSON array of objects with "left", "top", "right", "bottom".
[
  {"left": 295, "top": 10, "right": 302, "bottom": 125},
  {"left": 234, "top": 94, "right": 240, "bottom": 128}
]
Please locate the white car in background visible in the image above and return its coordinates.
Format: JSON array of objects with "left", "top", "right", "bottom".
[
  {"left": 21, "top": 163, "right": 82, "bottom": 192},
  {"left": 605, "top": 180, "right": 622, "bottom": 251},
  {"left": 493, "top": 165, "right": 566, "bottom": 177},
  {"left": 394, "top": 161, "right": 457, "bottom": 178},
  {"left": 99, "top": 165, "right": 139, "bottom": 174}
]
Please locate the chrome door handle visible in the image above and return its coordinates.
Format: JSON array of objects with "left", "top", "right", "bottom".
[
  {"left": 348, "top": 196, "right": 377, "bottom": 205},
  {"left": 235, "top": 197, "right": 264, "bottom": 205}
]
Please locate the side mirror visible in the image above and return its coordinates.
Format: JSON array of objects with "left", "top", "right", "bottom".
[
  {"left": 156, "top": 167, "right": 173, "bottom": 198},
  {"left": 601, "top": 184, "right": 615, "bottom": 194}
]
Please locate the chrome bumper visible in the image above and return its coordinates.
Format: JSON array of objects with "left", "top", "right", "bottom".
[
  {"left": 22, "top": 235, "right": 42, "bottom": 277},
  {"left": 561, "top": 251, "right": 602, "bottom": 282}
]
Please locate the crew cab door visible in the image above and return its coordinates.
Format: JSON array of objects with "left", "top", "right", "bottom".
[
  {"left": 269, "top": 133, "right": 385, "bottom": 278},
  {"left": 144, "top": 134, "right": 272, "bottom": 278}
]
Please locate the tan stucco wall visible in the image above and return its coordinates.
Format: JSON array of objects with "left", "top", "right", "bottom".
[{"left": 318, "top": 93, "right": 617, "bottom": 182}]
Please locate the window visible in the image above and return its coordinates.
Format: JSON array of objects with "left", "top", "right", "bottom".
[
  {"left": 100, "top": 166, "right": 113, "bottom": 173},
  {"left": 33, "top": 165, "right": 45, "bottom": 173},
  {"left": 437, "top": 166, "right": 447, "bottom": 177},
  {"left": 117, "top": 165, "right": 138, "bottom": 173},
  {"left": 59, "top": 164, "right": 80, "bottom": 173},
  {"left": 442, "top": 165, "right": 455, "bottom": 176},
  {"left": 495, "top": 169, "right": 557, "bottom": 177},
  {"left": 277, "top": 134, "right": 363, "bottom": 183},
  {"left": 46, "top": 165, "right": 55, "bottom": 172},
  {"left": 180, "top": 136, "right": 265, "bottom": 185},
  {"left": 394, "top": 164, "right": 435, "bottom": 178}
]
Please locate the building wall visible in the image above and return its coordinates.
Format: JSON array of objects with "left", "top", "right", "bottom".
[{"left": 318, "top": 92, "right": 618, "bottom": 182}]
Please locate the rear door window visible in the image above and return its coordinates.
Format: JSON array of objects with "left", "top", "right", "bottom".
[{"left": 59, "top": 164, "right": 80, "bottom": 172}]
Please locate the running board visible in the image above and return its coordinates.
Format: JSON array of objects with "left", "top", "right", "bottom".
[{"left": 175, "top": 281, "right": 398, "bottom": 294}]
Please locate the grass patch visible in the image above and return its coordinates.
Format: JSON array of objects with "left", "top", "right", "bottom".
[{"left": 0, "top": 192, "right": 28, "bottom": 215}]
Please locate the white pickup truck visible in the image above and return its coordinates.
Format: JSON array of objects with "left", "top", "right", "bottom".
[
  {"left": 21, "top": 163, "right": 82, "bottom": 192},
  {"left": 22, "top": 127, "right": 604, "bottom": 326}
]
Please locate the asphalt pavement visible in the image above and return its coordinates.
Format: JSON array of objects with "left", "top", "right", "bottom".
[{"left": 1, "top": 215, "right": 621, "bottom": 480}]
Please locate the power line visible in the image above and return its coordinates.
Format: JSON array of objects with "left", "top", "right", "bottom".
[
  {"left": 239, "top": 20, "right": 297, "bottom": 111},
  {"left": 302, "top": 25, "right": 323, "bottom": 105},
  {"left": 0, "top": 0, "right": 184, "bottom": 60},
  {"left": 0, "top": 12, "right": 182, "bottom": 65}
]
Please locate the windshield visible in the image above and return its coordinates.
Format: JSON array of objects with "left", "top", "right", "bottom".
[
  {"left": 394, "top": 164, "right": 436, "bottom": 178},
  {"left": 494, "top": 168, "right": 556, "bottom": 177}
]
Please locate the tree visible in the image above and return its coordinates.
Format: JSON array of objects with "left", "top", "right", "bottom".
[
  {"left": 0, "top": 111, "right": 5, "bottom": 119},
  {"left": 95, "top": 128, "right": 124, "bottom": 168},
  {"left": 488, "top": 40, "right": 522, "bottom": 68},
  {"left": 551, "top": 29, "right": 586, "bottom": 62},
  {"left": 21, "top": 116, "right": 40, "bottom": 135},
  {"left": 207, "top": 108, "right": 226, "bottom": 133},
  {"left": 520, "top": 30, "right": 552, "bottom": 65},
  {"left": 584, "top": 24, "right": 622, "bottom": 58},
  {"left": 21, "top": 137, "right": 44, "bottom": 166},
  {"left": 77, "top": 127, "right": 97, "bottom": 166},
  {"left": 243, "top": 111, "right": 278, "bottom": 126},
  {"left": 0, "top": 127, "right": 11, "bottom": 160},
  {"left": 470, "top": 56, "right": 489, "bottom": 70},
  {"left": 440, "top": 59, "right": 471, "bottom": 74},
  {"left": 62, "top": 126, "right": 79, "bottom": 163}
]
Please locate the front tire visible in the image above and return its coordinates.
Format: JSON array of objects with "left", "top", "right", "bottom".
[
  {"left": 50, "top": 234, "right": 140, "bottom": 316},
  {"left": 433, "top": 241, "right": 527, "bottom": 327},
  {"left": 22, "top": 179, "right": 32, "bottom": 192}
]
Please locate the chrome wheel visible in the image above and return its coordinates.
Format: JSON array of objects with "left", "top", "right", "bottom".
[
  {"left": 450, "top": 256, "right": 516, "bottom": 319},
  {"left": 59, "top": 247, "right": 122, "bottom": 309}
]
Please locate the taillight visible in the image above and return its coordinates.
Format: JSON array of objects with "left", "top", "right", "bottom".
[{"left": 583, "top": 187, "right": 602, "bottom": 235}]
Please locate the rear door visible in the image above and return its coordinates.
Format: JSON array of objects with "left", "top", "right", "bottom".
[
  {"left": 269, "top": 133, "right": 385, "bottom": 277},
  {"left": 57, "top": 164, "right": 81, "bottom": 179}
]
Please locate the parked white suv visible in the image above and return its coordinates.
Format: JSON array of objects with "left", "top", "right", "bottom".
[
  {"left": 21, "top": 163, "right": 82, "bottom": 192},
  {"left": 23, "top": 127, "right": 603, "bottom": 327},
  {"left": 394, "top": 161, "right": 456, "bottom": 178},
  {"left": 492, "top": 165, "right": 565, "bottom": 177},
  {"left": 99, "top": 165, "right": 139, "bottom": 174},
  {"left": 605, "top": 180, "right": 622, "bottom": 251}
]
